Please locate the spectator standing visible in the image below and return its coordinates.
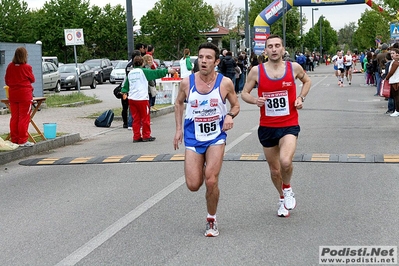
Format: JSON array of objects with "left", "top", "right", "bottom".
[
  {"left": 135, "top": 43, "right": 147, "bottom": 56},
  {"left": 121, "top": 56, "right": 176, "bottom": 142},
  {"left": 375, "top": 43, "right": 389, "bottom": 96},
  {"left": 179, "top": 48, "right": 193, "bottom": 78},
  {"left": 219, "top": 51, "right": 237, "bottom": 87},
  {"left": 4, "top": 47, "right": 35, "bottom": 147},
  {"left": 365, "top": 52, "right": 374, "bottom": 86},
  {"left": 382, "top": 52, "right": 394, "bottom": 114},
  {"left": 145, "top": 45, "right": 158, "bottom": 109},
  {"left": 143, "top": 54, "right": 158, "bottom": 112},
  {"left": 238, "top": 51, "right": 248, "bottom": 93},
  {"left": 386, "top": 48, "right": 399, "bottom": 117},
  {"left": 123, "top": 50, "right": 141, "bottom": 129}
]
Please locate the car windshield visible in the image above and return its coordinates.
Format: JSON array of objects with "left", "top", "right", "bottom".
[
  {"left": 58, "top": 65, "right": 76, "bottom": 73},
  {"left": 85, "top": 61, "right": 101, "bottom": 68},
  {"left": 115, "top": 61, "right": 128, "bottom": 69}
]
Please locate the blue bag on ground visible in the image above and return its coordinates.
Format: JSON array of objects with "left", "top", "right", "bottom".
[{"left": 95, "top": 110, "right": 114, "bottom": 127}]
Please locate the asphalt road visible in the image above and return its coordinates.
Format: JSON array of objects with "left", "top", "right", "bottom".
[{"left": 0, "top": 65, "right": 398, "bottom": 266}]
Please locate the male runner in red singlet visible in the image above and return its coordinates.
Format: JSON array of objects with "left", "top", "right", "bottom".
[{"left": 242, "top": 34, "right": 311, "bottom": 217}]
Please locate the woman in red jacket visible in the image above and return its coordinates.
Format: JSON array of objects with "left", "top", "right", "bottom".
[{"left": 4, "top": 47, "right": 35, "bottom": 147}]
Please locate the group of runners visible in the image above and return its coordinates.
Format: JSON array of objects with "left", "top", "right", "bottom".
[
  {"left": 173, "top": 35, "right": 311, "bottom": 237},
  {"left": 331, "top": 50, "right": 357, "bottom": 87}
]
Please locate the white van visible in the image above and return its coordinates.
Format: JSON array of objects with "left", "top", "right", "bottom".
[{"left": 42, "top": 56, "right": 59, "bottom": 67}]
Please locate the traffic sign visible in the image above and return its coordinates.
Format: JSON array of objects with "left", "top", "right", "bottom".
[
  {"left": 390, "top": 23, "right": 399, "bottom": 39},
  {"left": 64, "top": 29, "right": 85, "bottom": 46}
]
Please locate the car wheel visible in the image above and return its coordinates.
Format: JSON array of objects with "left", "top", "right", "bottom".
[
  {"left": 54, "top": 81, "right": 61, "bottom": 93},
  {"left": 90, "top": 78, "right": 96, "bottom": 89},
  {"left": 99, "top": 74, "right": 104, "bottom": 84},
  {"left": 110, "top": 81, "right": 115, "bottom": 84}
]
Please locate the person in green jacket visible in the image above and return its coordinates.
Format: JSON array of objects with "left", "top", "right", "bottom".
[
  {"left": 179, "top": 48, "right": 193, "bottom": 78},
  {"left": 121, "top": 56, "right": 176, "bottom": 142}
]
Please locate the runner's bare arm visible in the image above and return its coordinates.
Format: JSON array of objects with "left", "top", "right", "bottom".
[
  {"left": 241, "top": 66, "right": 266, "bottom": 107},
  {"left": 222, "top": 77, "right": 239, "bottom": 131},
  {"left": 293, "top": 62, "right": 311, "bottom": 109},
  {"left": 173, "top": 78, "right": 188, "bottom": 150}
]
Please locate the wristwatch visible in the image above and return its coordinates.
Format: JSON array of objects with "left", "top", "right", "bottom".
[
  {"left": 298, "top": 95, "right": 305, "bottom": 102},
  {"left": 227, "top": 112, "right": 235, "bottom": 118}
]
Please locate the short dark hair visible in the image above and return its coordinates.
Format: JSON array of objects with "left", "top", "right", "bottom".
[
  {"left": 147, "top": 45, "right": 154, "bottom": 53},
  {"left": 198, "top": 42, "right": 220, "bottom": 60},
  {"left": 131, "top": 50, "right": 140, "bottom": 60}
]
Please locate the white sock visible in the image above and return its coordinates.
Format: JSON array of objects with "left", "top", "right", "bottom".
[{"left": 207, "top": 214, "right": 216, "bottom": 220}]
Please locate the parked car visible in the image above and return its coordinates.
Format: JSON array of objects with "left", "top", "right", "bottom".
[
  {"left": 42, "top": 56, "right": 59, "bottom": 67},
  {"left": 58, "top": 63, "right": 96, "bottom": 90},
  {"left": 171, "top": 60, "right": 180, "bottom": 74},
  {"left": 163, "top": 60, "right": 173, "bottom": 68},
  {"left": 111, "top": 60, "right": 121, "bottom": 67},
  {"left": 84, "top": 58, "right": 113, "bottom": 84},
  {"left": 42, "top": 62, "right": 61, "bottom": 92},
  {"left": 154, "top": 59, "right": 166, "bottom": 69},
  {"left": 110, "top": 60, "right": 128, "bottom": 84}
]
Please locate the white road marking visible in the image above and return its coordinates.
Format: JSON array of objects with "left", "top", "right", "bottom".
[{"left": 55, "top": 128, "right": 255, "bottom": 266}]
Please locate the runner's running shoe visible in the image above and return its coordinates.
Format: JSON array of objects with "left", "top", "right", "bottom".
[
  {"left": 283, "top": 188, "right": 296, "bottom": 210},
  {"left": 204, "top": 218, "right": 219, "bottom": 237},
  {"left": 277, "top": 199, "right": 289, "bottom": 217}
]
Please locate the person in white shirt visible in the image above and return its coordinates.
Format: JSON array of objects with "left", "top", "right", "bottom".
[
  {"left": 344, "top": 50, "right": 353, "bottom": 85},
  {"left": 334, "top": 51, "right": 345, "bottom": 87}
]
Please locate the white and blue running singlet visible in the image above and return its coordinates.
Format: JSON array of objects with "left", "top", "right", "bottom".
[{"left": 184, "top": 73, "right": 227, "bottom": 148}]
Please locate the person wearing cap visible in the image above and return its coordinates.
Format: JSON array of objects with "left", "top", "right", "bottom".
[{"left": 375, "top": 43, "right": 390, "bottom": 96}]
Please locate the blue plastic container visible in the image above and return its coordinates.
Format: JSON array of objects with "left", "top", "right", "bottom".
[{"left": 43, "top": 123, "right": 57, "bottom": 139}]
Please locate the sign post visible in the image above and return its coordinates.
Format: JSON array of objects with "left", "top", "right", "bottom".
[{"left": 64, "top": 29, "right": 85, "bottom": 92}]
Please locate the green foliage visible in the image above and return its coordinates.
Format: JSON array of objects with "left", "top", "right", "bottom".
[
  {"left": 45, "top": 92, "right": 101, "bottom": 107},
  {"left": 139, "top": 0, "right": 216, "bottom": 60},
  {"left": 0, "top": 0, "right": 32, "bottom": 42},
  {"left": 337, "top": 22, "right": 358, "bottom": 52},
  {"left": 303, "top": 17, "right": 337, "bottom": 56},
  {"left": 1, "top": 0, "right": 133, "bottom": 63},
  {"left": 353, "top": 9, "right": 390, "bottom": 51}
]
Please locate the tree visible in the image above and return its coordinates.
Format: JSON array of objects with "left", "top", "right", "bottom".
[
  {"left": 337, "top": 22, "right": 357, "bottom": 52},
  {"left": 303, "top": 17, "right": 337, "bottom": 56},
  {"left": 353, "top": 9, "right": 390, "bottom": 51},
  {"left": 0, "top": 0, "right": 32, "bottom": 42},
  {"left": 213, "top": 2, "right": 237, "bottom": 29},
  {"left": 139, "top": 0, "right": 216, "bottom": 60}
]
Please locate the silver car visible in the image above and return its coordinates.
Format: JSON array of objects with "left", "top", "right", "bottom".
[
  {"left": 110, "top": 60, "right": 128, "bottom": 84},
  {"left": 42, "top": 62, "right": 61, "bottom": 92}
]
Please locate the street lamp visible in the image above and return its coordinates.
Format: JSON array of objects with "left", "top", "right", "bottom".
[
  {"left": 319, "top": 15, "right": 324, "bottom": 63},
  {"left": 237, "top": 15, "right": 240, "bottom": 54},
  {"left": 92, "top": 43, "right": 96, "bottom": 58},
  {"left": 207, "top": 37, "right": 212, "bottom": 43},
  {"left": 312, "top": 8, "right": 318, "bottom": 28}
]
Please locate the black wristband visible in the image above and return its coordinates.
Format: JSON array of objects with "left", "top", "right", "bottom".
[{"left": 227, "top": 112, "right": 235, "bottom": 118}]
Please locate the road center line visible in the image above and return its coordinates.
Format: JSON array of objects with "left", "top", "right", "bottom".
[{"left": 55, "top": 128, "right": 255, "bottom": 266}]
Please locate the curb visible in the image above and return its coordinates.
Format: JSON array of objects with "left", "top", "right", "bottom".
[
  {"left": 0, "top": 133, "right": 81, "bottom": 166},
  {"left": 0, "top": 105, "right": 176, "bottom": 165}
]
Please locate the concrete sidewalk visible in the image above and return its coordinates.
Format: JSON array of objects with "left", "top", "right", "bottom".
[{"left": 0, "top": 96, "right": 175, "bottom": 165}]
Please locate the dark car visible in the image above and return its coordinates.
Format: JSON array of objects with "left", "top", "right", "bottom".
[
  {"left": 84, "top": 58, "right": 113, "bottom": 84},
  {"left": 59, "top": 63, "right": 97, "bottom": 90}
]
